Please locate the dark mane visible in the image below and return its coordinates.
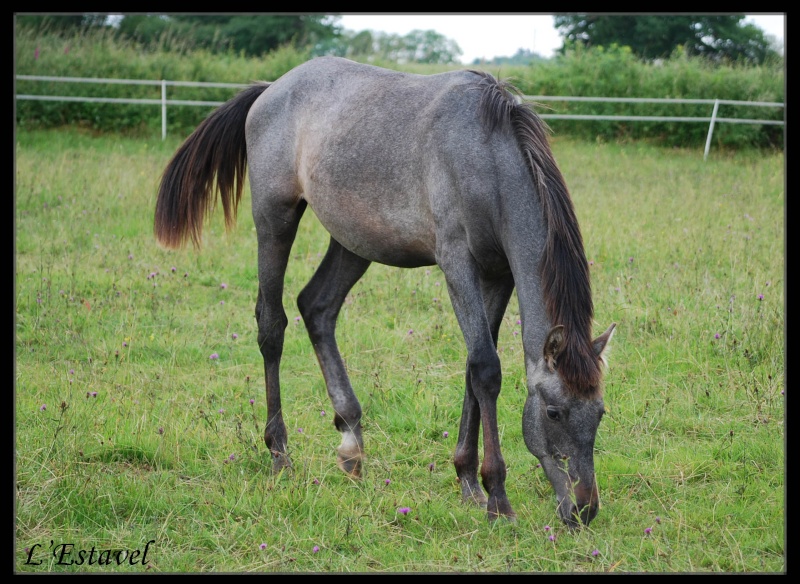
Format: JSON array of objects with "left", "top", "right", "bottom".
[{"left": 472, "top": 71, "right": 602, "bottom": 397}]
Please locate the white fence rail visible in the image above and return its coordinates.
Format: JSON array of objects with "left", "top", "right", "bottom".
[{"left": 16, "top": 75, "right": 785, "bottom": 160}]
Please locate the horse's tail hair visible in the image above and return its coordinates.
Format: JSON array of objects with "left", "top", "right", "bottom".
[
  {"left": 154, "top": 82, "right": 271, "bottom": 249},
  {"left": 474, "top": 71, "right": 602, "bottom": 396}
]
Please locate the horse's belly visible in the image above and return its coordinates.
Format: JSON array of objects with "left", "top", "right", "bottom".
[{"left": 307, "top": 194, "right": 436, "bottom": 268}]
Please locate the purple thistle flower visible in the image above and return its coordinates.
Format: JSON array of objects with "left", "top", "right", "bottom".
[
  {"left": 250, "top": 398, "right": 255, "bottom": 405},
  {"left": 228, "top": 453, "right": 235, "bottom": 461},
  {"left": 408, "top": 329, "right": 413, "bottom": 335},
  {"left": 158, "top": 427, "right": 164, "bottom": 435},
  {"left": 592, "top": 549, "right": 600, "bottom": 557},
  {"left": 549, "top": 535, "right": 556, "bottom": 542},
  {"left": 128, "top": 254, "right": 133, "bottom": 260},
  {"left": 645, "top": 527, "right": 652, "bottom": 534},
  {"left": 428, "top": 462, "right": 435, "bottom": 472},
  {"left": 218, "top": 408, "right": 225, "bottom": 414},
  {"left": 209, "top": 353, "right": 219, "bottom": 360},
  {"left": 397, "top": 507, "right": 410, "bottom": 515},
  {"left": 91, "top": 392, "right": 98, "bottom": 398},
  {"left": 297, "top": 427, "right": 303, "bottom": 433},
  {"left": 232, "top": 333, "right": 238, "bottom": 340},
  {"left": 385, "top": 479, "right": 391, "bottom": 485},
  {"left": 69, "top": 369, "right": 74, "bottom": 375},
  {"left": 544, "top": 525, "right": 550, "bottom": 531},
  {"left": 171, "top": 266, "right": 177, "bottom": 272},
  {"left": 220, "top": 283, "right": 227, "bottom": 289},
  {"left": 313, "top": 478, "right": 319, "bottom": 485},
  {"left": 655, "top": 516, "right": 661, "bottom": 524},
  {"left": 39, "top": 404, "right": 46, "bottom": 411},
  {"left": 219, "top": 301, "right": 225, "bottom": 305},
  {"left": 294, "top": 316, "right": 301, "bottom": 323},
  {"left": 313, "top": 545, "right": 320, "bottom": 553},
  {"left": 757, "top": 294, "right": 764, "bottom": 301},
  {"left": 320, "top": 410, "right": 326, "bottom": 416},
  {"left": 443, "top": 431, "right": 449, "bottom": 438},
  {"left": 123, "top": 342, "right": 128, "bottom": 347},
  {"left": 259, "top": 543, "right": 267, "bottom": 550},
  {"left": 714, "top": 333, "right": 720, "bottom": 339}
]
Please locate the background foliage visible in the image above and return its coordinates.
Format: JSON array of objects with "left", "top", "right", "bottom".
[
  {"left": 15, "top": 24, "right": 783, "bottom": 149},
  {"left": 553, "top": 15, "right": 777, "bottom": 63}
]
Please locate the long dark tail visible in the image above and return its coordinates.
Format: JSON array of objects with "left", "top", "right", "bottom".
[
  {"left": 473, "top": 71, "right": 601, "bottom": 397},
  {"left": 154, "top": 82, "right": 271, "bottom": 249}
]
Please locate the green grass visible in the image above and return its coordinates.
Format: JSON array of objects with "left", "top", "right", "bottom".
[{"left": 15, "top": 128, "right": 784, "bottom": 572}]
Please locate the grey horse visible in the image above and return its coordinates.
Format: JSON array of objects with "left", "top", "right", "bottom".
[{"left": 155, "top": 56, "right": 615, "bottom": 527}]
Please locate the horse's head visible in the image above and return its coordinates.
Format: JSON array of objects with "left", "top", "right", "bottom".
[{"left": 522, "top": 323, "right": 615, "bottom": 528}]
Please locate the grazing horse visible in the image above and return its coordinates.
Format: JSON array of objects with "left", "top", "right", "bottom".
[{"left": 155, "top": 56, "right": 615, "bottom": 527}]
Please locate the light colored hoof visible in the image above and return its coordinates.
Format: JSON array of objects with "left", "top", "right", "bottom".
[{"left": 336, "top": 449, "right": 363, "bottom": 479}]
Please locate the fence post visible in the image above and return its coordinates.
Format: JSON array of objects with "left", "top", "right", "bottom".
[
  {"left": 161, "top": 80, "right": 167, "bottom": 141},
  {"left": 704, "top": 99, "right": 720, "bottom": 161}
]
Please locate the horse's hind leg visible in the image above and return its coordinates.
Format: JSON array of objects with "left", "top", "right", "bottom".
[
  {"left": 454, "top": 274, "right": 514, "bottom": 509},
  {"left": 297, "top": 238, "right": 371, "bottom": 478},
  {"left": 255, "top": 200, "right": 307, "bottom": 474}
]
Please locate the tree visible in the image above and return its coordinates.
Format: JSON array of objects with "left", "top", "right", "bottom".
[
  {"left": 115, "top": 14, "right": 341, "bottom": 57},
  {"left": 359, "top": 29, "right": 462, "bottom": 64},
  {"left": 553, "top": 15, "right": 777, "bottom": 64}
]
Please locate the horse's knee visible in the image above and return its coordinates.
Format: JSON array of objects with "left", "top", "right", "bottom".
[
  {"left": 256, "top": 309, "right": 288, "bottom": 352},
  {"left": 467, "top": 353, "right": 502, "bottom": 397}
]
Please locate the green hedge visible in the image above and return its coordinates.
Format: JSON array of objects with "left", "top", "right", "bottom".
[{"left": 15, "top": 26, "right": 784, "bottom": 148}]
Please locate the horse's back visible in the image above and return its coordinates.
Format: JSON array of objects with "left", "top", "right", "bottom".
[{"left": 245, "top": 57, "right": 526, "bottom": 268}]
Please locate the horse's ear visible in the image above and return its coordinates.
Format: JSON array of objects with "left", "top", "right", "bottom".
[
  {"left": 592, "top": 323, "right": 617, "bottom": 367},
  {"left": 543, "top": 325, "right": 565, "bottom": 371}
]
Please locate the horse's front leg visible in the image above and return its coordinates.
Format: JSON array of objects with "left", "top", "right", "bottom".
[
  {"left": 453, "top": 274, "right": 514, "bottom": 510},
  {"left": 440, "top": 254, "right": 516, "bottom": 521}
]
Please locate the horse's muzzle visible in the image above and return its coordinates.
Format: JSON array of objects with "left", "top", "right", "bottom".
[{"left": 557, "top": 482, "right": 599, "bottom": 528}]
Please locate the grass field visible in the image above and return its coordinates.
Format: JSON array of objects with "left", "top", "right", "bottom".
[{"left": 15, "top": 128, "right": 784, "bottom": 572}]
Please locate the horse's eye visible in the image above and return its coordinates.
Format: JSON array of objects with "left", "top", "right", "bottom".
[{"left": 546, "top": 406, "right": 560, "bottom": 421}]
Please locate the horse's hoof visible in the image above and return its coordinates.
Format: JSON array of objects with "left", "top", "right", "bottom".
[
  {"left": 487, "top": 498, "right": 517, "bottom": 522},
  {"left": 270, "top": 451, "right": 292, "bottom": 474},
  {"left": 460, "top": 483, "right": 489, "bottom": 508},
  {"left": 487, "top": 510, "right": 518, "bottom": 523},
  {"left": 336, "top": 453, "right": 363, "bottom": 479}
]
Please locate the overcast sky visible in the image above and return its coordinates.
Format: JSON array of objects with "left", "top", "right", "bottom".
[{"left": 337, "top": 14, "right": 785, "bottom": 64}]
